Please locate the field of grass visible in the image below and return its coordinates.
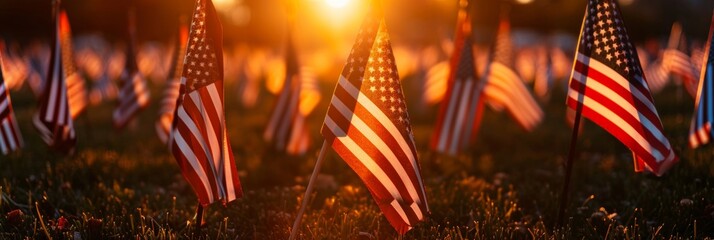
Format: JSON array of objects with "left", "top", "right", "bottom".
[{"left": 1, "top": 76, "right": 713, "bottom": 239}]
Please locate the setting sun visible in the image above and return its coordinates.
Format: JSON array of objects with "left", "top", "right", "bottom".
[{"left": 325, "top": 0, "right": 349, "bottom": 9}]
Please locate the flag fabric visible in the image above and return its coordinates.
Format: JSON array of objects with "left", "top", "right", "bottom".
[
  {"left": 263, "top": 28, "right": 309, "bottom": 155},
  {"left": 59, "top": 10, "right": 88, "bottom": 119},
  {"left": 320, "top": 3, "right": 429, "bottom": 234},
  {"left": 689, "top": 14, "right": 714, "bottom": 148},
  {"left": 423, "top": 60, "right": 449, "bottom": 105},
  {"left": 483, "top": 14, "right": 543, "bottom": 131},
  {"left": 0, "top": 43, "right": 29, "bottom": 91},
  {"left": 170, "top": 0, "right": 242, "bottom": 206},
  {"left": 27, "top": 43, "right": 51, "bottom": 98},
  {"left": 0, "top": 56, "right": 23, "bottom": 155},
  {"left": 156, "top": 21, "right": 189, "bottom": 144},
  {"left": 663, "top": 23, "right": 699, "bottom": 97},
  {"left": 113, "top": 8, "right": 150, "bottom": 129},
  {"left": 567, "top": 0, "right": 677, "bottom": 176},
  {"left": 534, "top": 45, "right": 553, "bottom": 99},
  {"left": 33, "top": 4, "right": 76, "bottom": 153},
  {"left": 663, "top": 48, "right": 699, "bottom": 97},
  {"left": 430, "top": 6, "right": 485, "bottom": 156}
]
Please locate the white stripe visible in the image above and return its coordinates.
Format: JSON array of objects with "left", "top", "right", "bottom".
[
  {"left": 572, "top": 64, "right": 671, "bottom": 150},
  {"left": 0, "top": 120, "right": 9, "bottom": 154},
  {"left": 0, "top": 98, "right": 8, "bottom": 114},
  {"left": 567, "top": 90, "right": 665, "bottom": 161},
  {"left": 389, "top": 199, "right": 411, "bottom": 226},
  {"left": 188, "top": 91, "right": 225, "bottom": 198},
  {"left": 576, "top": 53, "right": 659, "bottom": 115},
  {"left": 173, "top": 127, "right": 215, "bottom": 203},
  {"left": 222, "top": 130, "right": 236, "bottom": 201},
  {"left": 3, "top": 120, "right": 16, "bottom": 151},
  {"left": 276, "top": 83, "right": 299, "bottom": 149},
  {"left": 264, "top": 78, "right": 292, "bottom": 142},
  {"left": 460, "top": 81, "right": 482, "bottom": 151},
  {"left": 58, "top": 75, "right": 68, "bottom": 125},
  {"left": 337, "top": 75, "right": 427, "bottom": 202},
  {"left": 449, "top": 80, "right": 473, "bottom": 154},
  {"left": 177, "top": 105, "right": 216, "bottom": 180},
  {"left": 489, "top": 63, "right": 543, "bottom": 120},
  {"left": 330, "top": 93, "right": 421, "bottom": 204},
  {"left": 325, "top": 116, "right": 420, "bottom": 219},
  {"left": 437, "top": 80, "right": 462, "bottom": 153},
  {"left": 337, "top": 76, "right": 419, "bottom": 169}
]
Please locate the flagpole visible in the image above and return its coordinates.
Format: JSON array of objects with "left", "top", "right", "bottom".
[
  {"left": 289, "top": 140, "right": 328, "bottom": 240},
  {"left": 556, "top": 107, "right": 582, "bottom": 227},
  {"left": 194, "top": 203, "right": 204, "bottom": 234},
  {"left": 556, "top": 4, "right": 589, "bottom": 228}
]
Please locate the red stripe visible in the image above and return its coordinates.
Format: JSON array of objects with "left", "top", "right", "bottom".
[
  {"left": 175, "top": 113, "right": 220, "bottom": 200},
  {"left": 171, "top": 141, "right": 212, "bottom": 205},
  {"left": 566, "top": 97, "right": 668, "bottom": 174},
  {"left": 574, "top": 61, "right": 666, "bottom": 134},
  {"left": 328, "top": 98, "right": 418, "bottom": 207},
  {"left": 332, "top": 85, "right": 423, "bottom": 192}
]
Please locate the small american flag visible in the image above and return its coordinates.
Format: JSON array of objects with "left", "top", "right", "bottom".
[
  {"left": 264, "top": 29, "right": 312, "bottom": 155},
  {"left": 113, "top": 8, "right": 150, "bottom": 129},
  {"left": 33, "top": 4, "right": 76, "bottom": 153},
  {"left": 663, "top": 48, "right": 698, "bottom": 97},
  {"left": 567, "top": 0, "right": 677, "bottom": 175},
  {"left": 321, "top": 3, "right": 429, "bottom": 234},
  {"left": 170, "top": 0, "right": 242, "bottom": 206},
  {"left": 156, "top": 21, "right": 188, "bottom": 144},
  {"left": 689, "top": 14, "right": 714, "bottom": 148},
  {"left": 59, "top": 10, "right": 88, "bottom": 119},
  {"left": 430, "top": 6, "right": 485, "bottom": 156},
  {"left": 483, "top": 15, "right": 543, "bottom": 131},
  {"left": 0, "top": 56, "right": 23, "bottom": 155}
]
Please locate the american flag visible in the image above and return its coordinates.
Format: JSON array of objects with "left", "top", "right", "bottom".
[
  {"left": 320, "top": 4, "right": 429, "bottom": 234},
  {"left": 113, "top": 8, "right": 150, "bottom": 129},
  {"left": 663, "top": 48, "right": 698, "bottom": 97},
  {"left": 170, "top": 0, "right": 242, "bottom": 206},
  {"left": 430, "top": 6, "right": 485, "bottom": 156},
  {"left": 534, "top": 45, "right": 553, "bottom": 100},
  {"left": 33, "top": 3, "right": 76, "bottom": 153},
  {"left": 59, "top": 10, "right": 88, "bottom": 119},
  {"left": 689, "top": 14, "right": 714, "bottom": 148},
  {"left": 0, "top": 56, "right": 23, "bottom": 155},
  {"left": 663, "top": 23, "right": 699, "bottom": 97},
  {"left": 483, "top": 15, "right": 543, "bottom": 131},
  {"left": 264, "top": 29, "right": 312, "bottom": 155},
  {"left": 156, "top": 21, "right": 188, "bottom": 144},
  {"left": 567, "top": 0, "right": 677, "bottom": 176}
]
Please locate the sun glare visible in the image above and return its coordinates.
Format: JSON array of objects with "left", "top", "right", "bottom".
[{"left": 325, "top": 0, "right": 349, "bottom": 9}]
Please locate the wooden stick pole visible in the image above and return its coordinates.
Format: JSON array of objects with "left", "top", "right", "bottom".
[
  {"left": 289, "top": 140, "right": 329, "bottom": 240},
  {"left": 556, "top": 3, "right": 589, "bottom": 228},
  {"left": 195, "top": 203, "right": 204, "bottom": 234},
  {"left": 556, "top": 107, "right": 582, "bottom": 228}
]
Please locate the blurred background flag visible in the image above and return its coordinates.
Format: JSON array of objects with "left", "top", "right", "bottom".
[
  {"left": 430, "top": 0, "right": 485, "bottom": 156},
  {"left": 689, "top": 13, "right": 714, "bottom": 149},
  {"left": 663, "top": 23, "right": 699, "bottom": 98},
  {"left": 170, "top": 0, "right": 242, "bottom": 206},
  {"left": 566, "top": 0, "right": 677, "bottom": 176},
  {"left": 113, "top": 6, "right": 150, "bottom": 129},
  {"left": 320, "top": 1, "right": 428, "bottom": 234},
  {"left": 0, "top": 56, "right": 23, "bottom": 155},
  {"left": 483, "top": 7, "right": 543, "bottom": 131},
  {"left": 156, "top": 19, "right": 189, "bottom": 144},
  {"left": 263, "top": 17, "right": 314, "bottom": 156},
  {"left": 59, "top": 10, "right": 88, "bottom": 119},
  {"left": 33, "top": 1, "right": 76, "bottom": 153}
]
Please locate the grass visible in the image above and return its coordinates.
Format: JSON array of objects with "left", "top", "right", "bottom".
[{"left": 1, "top": 76, "right": 713, "bottom": 239}]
